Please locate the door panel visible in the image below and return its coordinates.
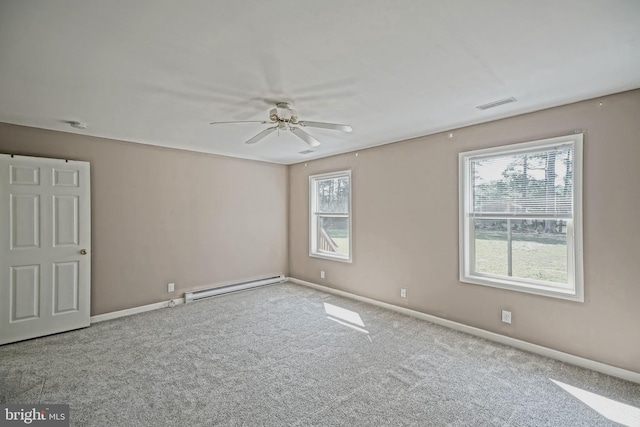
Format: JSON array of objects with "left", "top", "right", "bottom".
[
  {"left": 53, "top": 261, "right": 79, "bottom": 314},
  {"left": 10, "top": 265, "right": 40, "bottom": 321},
  {"left": 10, "top": 194, "right": 40, "bottom": 249},
  {"left": 52, "top": 168, "right": 78, "bottom": 187},
  {"left": 1, "top": 154, "right": 90, "bottom": 345},
  {"left": 53, "top": 195, "right": 79, "bottom": 246},
  {"left": 10, "top": 165, "right": 39, "bottom": 185}
]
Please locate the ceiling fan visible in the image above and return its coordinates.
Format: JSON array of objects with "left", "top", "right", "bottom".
[{"left": 209, "top": 102, "right": 352, "bottom": 147}]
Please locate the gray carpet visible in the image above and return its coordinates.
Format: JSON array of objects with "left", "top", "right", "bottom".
[{"left": 1, "top": 282, "right": 639, "bottom": 426}]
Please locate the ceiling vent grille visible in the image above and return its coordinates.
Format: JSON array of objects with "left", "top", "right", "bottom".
[
  {"left": 476, "top": 97, "right": 517, "bottom": 110},
  {"left": 299, "top": 150, "right": 315, "bottom": 155}
]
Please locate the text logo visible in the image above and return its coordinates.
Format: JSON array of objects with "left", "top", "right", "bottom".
[{"left": 0, "top": 405, "right": 69, "bottom": 427}]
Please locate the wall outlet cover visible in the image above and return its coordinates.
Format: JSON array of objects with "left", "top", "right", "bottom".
[{"left": 501, "top": 310, "right": 512, "bottom": 324}]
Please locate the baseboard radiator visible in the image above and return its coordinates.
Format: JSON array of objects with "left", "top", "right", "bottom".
[{"left": 184, "top": 274, "right": 286, "bottom": 303}]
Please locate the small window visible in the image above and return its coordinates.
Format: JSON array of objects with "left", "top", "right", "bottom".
[
  {"left": 310, "top": 170, "right": 352, "bottom": 262},
  {"left": 459, "top": 134, "right": 583, "bottom": 301}
]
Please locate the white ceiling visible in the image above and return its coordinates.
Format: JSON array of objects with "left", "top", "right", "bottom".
[{"left": 1, "top": 1, "right": 639, "bottom": 165}]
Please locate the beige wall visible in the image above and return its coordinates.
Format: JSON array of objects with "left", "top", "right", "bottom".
[
  {"left": 289, "top": 89, "right": 640, "bottom": 373},
  {"left": 2, "top": 90, "right": 638, "bottom": 373},
  {"left": 0, "top": 123, "right": 288, "bottom": 315}
]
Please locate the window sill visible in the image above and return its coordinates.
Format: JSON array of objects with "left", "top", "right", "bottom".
[
  {"left": 309, "top": 252, "right": 352, "bottom": 263},
  {"left": 460, "top": 274, "right": 583, "bottom": 302}
]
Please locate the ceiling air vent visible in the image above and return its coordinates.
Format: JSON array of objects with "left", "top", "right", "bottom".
[
  {"left": 299, "top": 150, "right": 315, "bottom": 155},
  {"left": 476, "top": 97, "right": 517, "bottom": 110}
]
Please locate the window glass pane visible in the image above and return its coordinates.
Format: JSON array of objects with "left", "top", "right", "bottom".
[
  {"left": 474, "top": 219, "right": 568, "bottom": 285},
  {"left": 318, "top": 216, "right": 349, "bottom": 256},
  {"left": 470, "top": 145, "right": 573, "bottom": 217},
  {"left": 317, "top": 176, "right": 350, "bottom": 213},
  {"left": 512, "top": 220, "right": 567, "bottom": 284},
  {"left": 474, "top": 219, "right": 508, "bottom": 276}
]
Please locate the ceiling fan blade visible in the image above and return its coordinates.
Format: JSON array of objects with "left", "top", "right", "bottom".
[
  {"left": 291, "top": 127, "right": 321, "bottom": 147},
  {"left": 245, "top": 127, "right": 276, "bottom": 144},
  {"left": 210, "top": 120, "right": 268, "bottom": 125},
  {"left": 298, "top": 121, "right": 353, "bottom": 133}
]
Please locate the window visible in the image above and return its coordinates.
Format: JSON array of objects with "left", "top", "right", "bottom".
[
  {"left": 459, "top": 134, "right": 583, "bottom": 301},
  {"left": 310, "top": 170, "right": 352, "bottom": 262}
]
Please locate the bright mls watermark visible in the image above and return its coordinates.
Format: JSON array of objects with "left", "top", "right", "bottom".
[{"left": 0, "top": 405, "right": 69, "bottom": 426}]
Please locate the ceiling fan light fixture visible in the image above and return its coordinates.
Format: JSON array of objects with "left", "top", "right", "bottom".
[{"left": 274, "top": 103, "right": 295, "bottom": 121}]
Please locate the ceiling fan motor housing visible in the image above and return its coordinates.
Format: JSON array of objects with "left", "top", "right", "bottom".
[{"left": 271, "top": 103, "right": 297, "bottom": 124}]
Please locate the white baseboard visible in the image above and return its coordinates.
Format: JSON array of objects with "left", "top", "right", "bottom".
[
  {"left": 90, "top": 298, "right": 185, "bottom": 323},
  {"left": 287, "top": 277, "right": 640, "bottom": 384}
]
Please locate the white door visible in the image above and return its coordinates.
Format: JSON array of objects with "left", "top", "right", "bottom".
[{"left": 0, "top": 154, "right": 91, "bottom": 345}]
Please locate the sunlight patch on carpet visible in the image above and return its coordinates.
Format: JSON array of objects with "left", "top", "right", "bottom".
[
  {"left": 551, "top": 379, "right": 640, "bottom": 426},
  {"left": 324, "top": 303, "right": 365, "bottom": 327}
]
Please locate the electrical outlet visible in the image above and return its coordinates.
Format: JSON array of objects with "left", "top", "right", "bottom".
[
  {"left": 400, "top": 288, "right": 407, "bottom": 298},
  {"left": 168, "top": 282, "right": 175, "bottom": 293},
  {"left": 320, "top": 271, "right": 325, "bottom": 279},
  {"left": 501, "top": 310, "right": 512, "bottom": 324}
]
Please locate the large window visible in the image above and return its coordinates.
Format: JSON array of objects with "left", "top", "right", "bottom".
[
  {"left": 459, "top": 134, "right": 583, "bottom": 300},
  {"left": 310, "top": 170, "right": 352, "bottom": 262}
]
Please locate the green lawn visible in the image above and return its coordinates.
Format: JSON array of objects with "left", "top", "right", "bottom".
[
  {"left": 475, "top": 231, "right": 567, "bottom": 283},
  {"left": 322, "top": 228, "right": 566, "bottom": 283}
]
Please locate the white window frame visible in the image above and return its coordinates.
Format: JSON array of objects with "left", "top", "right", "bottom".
[
  {"left": 309, "top": 170, "right": 352, "bottom": 262},
  {"left": 459, "top": 134, "right": 584, "bottom": 301}
]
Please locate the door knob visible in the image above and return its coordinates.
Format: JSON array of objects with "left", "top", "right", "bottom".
[{"left": 80, "top": 249, "right": 88, "bottom": 255}]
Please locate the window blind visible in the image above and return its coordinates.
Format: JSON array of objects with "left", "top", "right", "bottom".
[{"left": 468, "top": 144, "right": 574, "bottom": 219}]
